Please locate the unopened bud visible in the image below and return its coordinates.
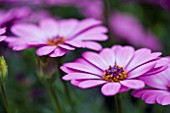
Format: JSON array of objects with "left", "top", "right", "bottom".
[{"left": 0, "top": 56, "right": 8, "bottom": 82}]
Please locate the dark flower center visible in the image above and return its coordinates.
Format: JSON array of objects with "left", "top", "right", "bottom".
[
  {"left": 103, "top": 65, "right": 127, "bottom": 82},
  {"left": 47, "top": 36, "right": 66, "bottom": 47},
  {"left": 168, "top": 84, "right": 170, "bottom": 90}
]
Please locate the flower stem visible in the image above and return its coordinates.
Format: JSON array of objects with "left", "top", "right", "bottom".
[
  {"left": 115, "top": 94, "right": 123, "bottom": 113},
  {"left": 57, "top": 57, "right": 77, "bottom": 113},
  {"left": 0, "top": 83, "right": 11, "bottom": 113},
  {"left": 46, "top": 81, "right": 63, "bottom": 113}
]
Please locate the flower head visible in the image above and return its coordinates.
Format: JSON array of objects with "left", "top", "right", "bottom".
[
  {"left": 132, "top": 64, "right": 170, "bottom": 105},
  {"left": 109, "top": 12, "right": 162, "bottom": 50},
  {"left": 0, "top": 27, "right": 6, "bottom": 42},
  {"left": 61, "top": 45, "right": 169, "bottom": 96},
  {"left": 5, "top": 18, "right": 108, "bottom": 57}
]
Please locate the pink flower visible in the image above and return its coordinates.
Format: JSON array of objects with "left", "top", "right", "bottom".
[
  {"left": 0, "top": 7, "right": 31, "bottom": 28},
  {"left": 132, "top": 64, "right": 170, "bottom": 105},
  {"left": 0, "top": 28, "right": 6, "bottom": 42},
  {"left": 5, "top": 18, "right": 108, "bottom": 57},
  {"left": 109, "top": 12, "right": 162, "bottom": 50},
  {"left": 61, "top": 45, "right": 168, "bottom": 96}
]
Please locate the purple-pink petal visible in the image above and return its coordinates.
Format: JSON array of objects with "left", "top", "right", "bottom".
[
  {"left": 78, "top": 80, "right": 106, "bottom": 89},
  {"left": 49, "top": 48, "right": 67, "bottom": 57},
  {"left": 120, "top": 80, "right": 144, "bottom": 89},
  {"left": 82, "top": 51, "right": 108, "bottom": 70},
  {"left": 36, "top": 46, "right": 56, "bottom": 56},
  {"left": 62, "top": 73, "right": 101, "bottom": 81},
  {"left": 101, "top": 82, "right": 121, "bottom": 96}
]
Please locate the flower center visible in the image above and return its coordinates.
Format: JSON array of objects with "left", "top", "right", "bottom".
[
  {"left": 168, "top": 84, "right": 170, "bottom": 90},
  {"left": 47, "top": 36, "right": 66, "bottom": 47},
  {"left": 103, "top": 65, "right": 128, "bottom": 82}
]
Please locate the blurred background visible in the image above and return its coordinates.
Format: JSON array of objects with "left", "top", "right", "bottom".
[{"left": 0, "top": 0, "right": 170, "bottom": 113}]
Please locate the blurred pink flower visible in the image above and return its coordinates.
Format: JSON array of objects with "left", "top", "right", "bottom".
[
  {"left": 46, "top": 0, "right": 103, "bottom": 19},
  {"left": 0, "top": 27, "right": 6, "bottom": 42},
  {"left": 132, "top": 63, "right": 170, "bottom": 105},
  {"left": 61, "top": 45, "right": 168, "bottom": 96},
  {"left": 0, "top": 7, "right": 31, "bottom": 27},
  {"left": 110, "top": 12, "right": 162, "bottom": 50},
  {"left": 5, "top": 18, "right": 108, "bottom": 57}
]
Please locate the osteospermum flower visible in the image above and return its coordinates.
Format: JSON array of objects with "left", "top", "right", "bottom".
[
  {"left": 109, "top": 12, "right": 162, "bottom": 50},
  {"left": 132, "top": 64, "right": 170, "bottom": 105},
  {"left": 0, "top": 28, "right": 6, "bottom": 42},
  {"left": 5, "top": 18, "right": 108, "bottom": 57},
  {"left": 61, "top": 45, "right": 169, "bottom": 96}
]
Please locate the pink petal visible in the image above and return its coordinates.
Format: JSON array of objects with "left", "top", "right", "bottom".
[
  {"left": 115, "top": 46, "right": 135, "bottom": 67},
  {"left": 36, "top": 46, "right": 56, "bottom": 56},
  {"left": 0, "top": 27, "right": 6, "bottom": 34},
  {"left": 101, "top": 82, "right": 121, "bottom": 96},
  {"left": 127, "top": 61, "right": 156, "bottom": 78},
  {"left": 78, "top": 80, "right": 106, "bottom": 89},
  {"left": 82, "top": 51, "right": 108, "bottom": 70},
  {"left": 40, "top": 18, "right": 59, "bottom": 38},
  {"left": 132, "top": 89, "right": 152, "bottom": 98},
  {"left": 126, "top": 48, "right": 161, "bottom": 72},
  {"left": 71, "top": 80, "right": 84, "bottom": 87},
  {"left": 161, "top": 95, "right": 170, "bottom": 105},
  {"left": 59, "top": 44, "right": 75, "bottom": 50},
  {"left": 120, "top": 80, "right": 144, "bottom": 89},
  {"left": 58, "top": 19, "right": 79, "bottom": 38},
  {"left": 62, "top": 73, "right": 101, "bottom": 80},
  {"left": 83, "top": 41, "right": 102, "bottom": 51},
  {"left": 70, "top": 18, "right": 101, "bottom": 38},
  {"left": 0, "top": 36, "right": 6, "bottom": 42},
  {"left": 100, "top": 48, "right": 116, "bottom": 66},
  {"left": 49, "top": 48, "right": 67, "bottom": 57},
  {"left": 139, "top": 74, "right": 169, "bottom": 90},
  {"left": 63, "top": 62, "right": 103, "bottom": 75},
  {"left": 11, "top": 23, "right": 45, "bottom": 39},
  {"left": 142, "top": 91, "right": 160, "bottom": 104},
  {"left": 156, "top": 93, "right": 170, "bottom": 105},
  {"left": 60, "top": 66, "right": 76, "bottom": 73}
]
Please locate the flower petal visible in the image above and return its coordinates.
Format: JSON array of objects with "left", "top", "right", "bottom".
[
  {"left": 36, "top": 46, "right": 56, "bottom": 56},
  {"left": 78, "top": 80, "right": 106, "bottom": 89},
  {"left": 120, "top": 80, "right": 144, "bottom": 89},
  {"left": 63, "top": 62, "right": 103, "bottom": 75},
  {"left": 101, "top": 82, "right": 121, "bottom": 96},
  {"left": 127, "top": 61, "right": 156, "bottom": 78},
  {"left": 49, "top": 48, "right": 67, "bottom": 57},
  {"left": 115, "top": 46, "right": 135, "bottom": 67},
  {"left": 82, "top": 51, "right": 108, "bottom": 70},
  {"left": 100, "top": 48, "right": 116, "bottom": 66},
  {"left": 62, "top": 73, "right": 101, "bottom": 80}
]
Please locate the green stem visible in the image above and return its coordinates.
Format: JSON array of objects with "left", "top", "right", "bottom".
[
  {"left": 0, "top": 83, "right": 11, "bottom": 113},
  {"left": 46, "top": 81, "right": 63, "bottom": 113},
  {"left": 57, "top": 58, "right": 77, "bottom": 113},
  {"left": 115, "top": 94, "right": 123, "bottom": 113}
]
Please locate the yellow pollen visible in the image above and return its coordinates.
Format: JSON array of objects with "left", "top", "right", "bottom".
[
  {"left": 47, "top": 37, "right": 66, "bottom": 47},
  {"left": 103, "top": 65, "right": 128, "bottom": 82}
]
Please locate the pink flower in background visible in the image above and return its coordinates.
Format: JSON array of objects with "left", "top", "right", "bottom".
[
  {"left": 5, "top": 18, "right": 108, "bottom": 57},
  {"left": 61, "top": 45, "right": 168, "bottom": 96},
  {"left": 0, "top": 7, "right": 31, "bottom": 28},
  {"left": 45, "top": 0, "right": 104, "bottom": 19},
  {"left": 0, "top": 28, "right": 6, "bottom": 42},
  {"left": 109, "top": 12, "right": 162, "bottom": 50},
  {"left": 132, "top": 64, "right": 170, "bottom": 105}
]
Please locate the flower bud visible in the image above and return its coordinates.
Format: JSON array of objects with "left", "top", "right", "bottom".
[
  {"left": 0, "top": 56, "right": 8, "bottom": 82},
  {"left": 36, "top": 56, "right": 57, "bottom": 79}
]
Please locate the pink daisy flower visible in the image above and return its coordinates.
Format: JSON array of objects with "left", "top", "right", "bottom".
[
  {"left": 132, "top": 64, "right": 170, "bottom": 105},
  {"left": 61, "top": 45, "right": 169, "bottom": 96},
  {"left": 5, "top": 18, "right": 108, "bottom": 57},
  {"left": 109, "top": 12, "right": 162, "bottom": 50},
  {"left": 0, "top": 27, "right": 6, "bottom": 42}
]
